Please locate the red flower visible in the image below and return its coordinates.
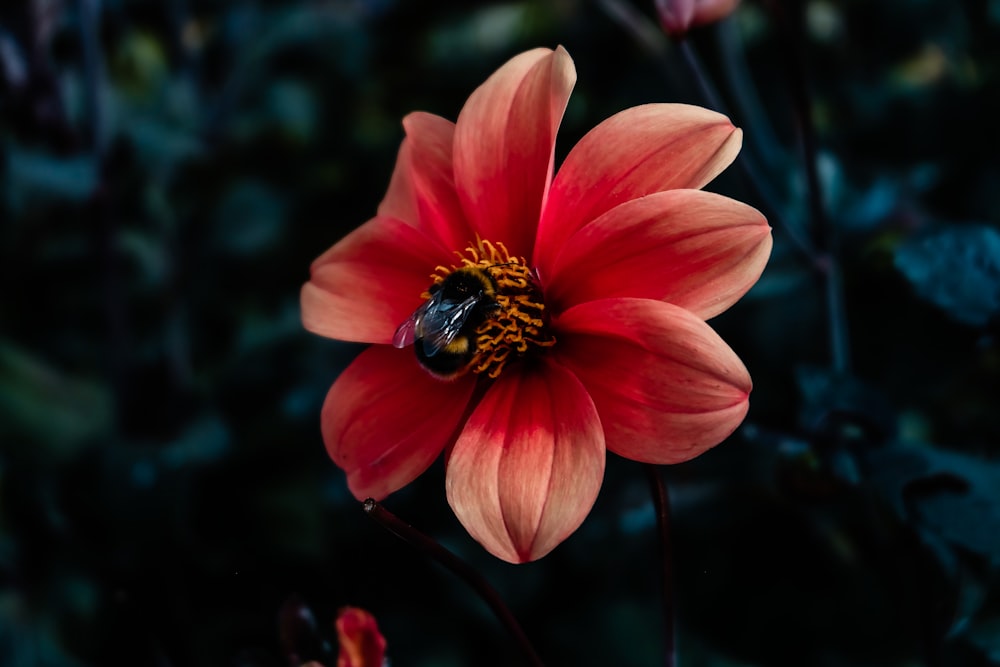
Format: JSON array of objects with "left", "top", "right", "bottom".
[
  {"left": 335, "top": 607, "right": 386, "bottom": 667},
  {"left": 302, "top": 47, "right": 770, "bottom": 563},
  {"left": 655, "top": 0, "right": 741, "bottom": 37}
]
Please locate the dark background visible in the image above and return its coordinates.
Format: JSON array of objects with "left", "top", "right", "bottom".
[{"left": 2, "top": 0, "right": 1000, "bottom": 665}]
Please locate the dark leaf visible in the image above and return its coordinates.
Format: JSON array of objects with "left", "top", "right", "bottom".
[
  {"left": 895, "top": 224, "right": 1000, "bottom": 326},
  {"left": 863, "top": 442, "right": 1000, "bottom": 564}
]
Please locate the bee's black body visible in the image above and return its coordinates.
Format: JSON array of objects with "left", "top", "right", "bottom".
[{"left": 393, "top": 267, "right": 502, "bottom": 378}]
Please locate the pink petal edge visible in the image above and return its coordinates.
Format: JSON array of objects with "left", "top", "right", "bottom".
[
  {"left": 535, "top": 103, "right": 742, "bottom": 274},
  {"left": 445, "top": 358, "right": 605, "bottom": 563},
  {"left": 545, "top": 189, "right": 772, "bottom": 319},
  {"left": 692, "top": 0, "right": 741, "bottom": 26},
  {"left": 454, "top": 46, "right": 576, "bottom": 260},
  {"left": 554, "top": 298, "right": 751, "bottom": 464},
  {"left": 302, "top": 216, "right": 456, "bottom": 345},
  {"left": 378, "top": 112, "right": 475, "bottom": 251}
]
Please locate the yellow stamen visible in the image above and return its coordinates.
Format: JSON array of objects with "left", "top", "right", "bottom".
[{"left": 428, "top": 238, "right": 555, "bottom": 379}]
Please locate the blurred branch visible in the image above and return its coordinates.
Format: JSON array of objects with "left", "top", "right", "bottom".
[
  {"left": 77, "top": 0, "right": 107, "bottom": 158},
  {"left": 594, "top": 0, "right": 668, "bottom": 59},
  {"left": 592, "top": 0, "right": 687, "bottom": 92},
  {"left": 761, "top": 0, "right": 851, "bottom": 374},
  {"left": 715, "top": 17, "right": 786, "bottom": 173}
]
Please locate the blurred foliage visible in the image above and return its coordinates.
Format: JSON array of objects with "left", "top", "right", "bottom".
[
  {"left": 1, "top": 0, "right": 1000, "bottom": 665},
  {"left": 895, "top": 225, "right": 1000, "bottom": 326}
]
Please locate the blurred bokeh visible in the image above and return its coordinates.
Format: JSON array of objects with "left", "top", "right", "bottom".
[{"left": 2, "top": 0, "right": 1000, "bottom": 665}]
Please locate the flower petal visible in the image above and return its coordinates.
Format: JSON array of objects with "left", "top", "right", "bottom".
[
  {"left": 692, "top": 0, "right": 741, "bottom": 27},
  {"left": 545, "top": 189, "right": 772, "bottom": 319},
  {"left": 378, "top": 112, "right": 473, "bottom": 250},
  {"left": 454, "top": 46, "right": 576, "bottom": 259},
  {"left": 535, "top": 103, "right": 742, "bottom": 272},
  {"left": 655, "top": 0, "right": 697, "bottom": 36},
  {"left": 335, "top": 607, "right": 387, "bottom": 667},
  {"left": 323, "top": 345, "right": 476, "bottom": 500},
  {"left": 554, "top": 298, "right": 751, "bottom": 464},
  {"left": 445, "top": 359, "right": 605, "bottom": 563},
  {"left": 302, "top": 216, "right": 453, "bottom": 344}
]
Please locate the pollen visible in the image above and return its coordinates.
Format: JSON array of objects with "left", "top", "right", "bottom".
[{"left": 429, "top": 238, "right": 556, "bottom": 379}]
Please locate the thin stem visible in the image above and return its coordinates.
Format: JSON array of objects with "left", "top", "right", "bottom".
[
  {"left": 676, "top": 37, "right": 726, "bottom": 116},
  {"left": 715, "top": 18, "right": 787, "bottom": 173},
  {"left": 77, "top": 0, "right": 107, "bottom": 158},
  {"left": 644, "top": 465, "right": 675, "bottom": 667},
  {"left": 593, "top": 0, "right": 668, "bottom": 58},
  {"left": 362, "top": 499, "right": 545, "bottom": 667},
  {"left": 824, "top": 257, "right": 850, "bottom": 374},
  {"left": 678, "top": 6, "right": 850, "bottom": 373},
  {"left": 763, "top": 0, "right": 851, "bottom": 373}
]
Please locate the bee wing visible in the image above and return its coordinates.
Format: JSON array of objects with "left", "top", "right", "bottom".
[
  {"left": 392, "top": 317, "right": 418, "bottom": 348},
  {"left": 418, "top": 294, "right": 479, "bottom": 358},
  {"left": 392, "top": 300, "right": 430, "bottom": 349}
]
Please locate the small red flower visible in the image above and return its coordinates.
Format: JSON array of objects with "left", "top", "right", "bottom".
[
  {"left": 302, "top": 47, "right": 771, "bottom": 563},
  {"left": 335, "top": 607, "right": 386, "bottom": 667},
  {"left": 655, "top": 0, "right": 741, "bottom": 37}
]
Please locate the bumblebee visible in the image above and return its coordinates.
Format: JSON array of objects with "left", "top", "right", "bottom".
[{"left": 392, "top": 266, "right": 502, "bottom": 378}]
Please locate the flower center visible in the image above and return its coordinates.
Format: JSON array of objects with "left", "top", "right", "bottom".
[{"left": 422, "top": 238, "right": 555, "bottom": 379}]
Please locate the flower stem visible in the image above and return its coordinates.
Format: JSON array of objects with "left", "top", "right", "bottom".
[
  {"left": 763, "top": 0, "right": 851, "bottom": 374},
  {"left": 362, "top": 499, "right": 545, "bottom": 667},
  {"left": 644, "top": 465, "right": 676, "bottom": 667},
  {"left": 714, "top": 18, "right": 786, "bottom": 174},
  {"left": 675, "top": 37, "right": 725, "bottom": 118},
  {"left": 592, "top": 0, "right": 690, "bottom": 96}
]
